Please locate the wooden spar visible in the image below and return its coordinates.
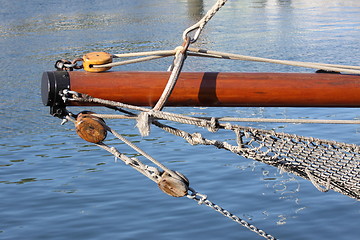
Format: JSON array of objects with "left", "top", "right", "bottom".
[{"left": 42, "top": 71, "right": 360, "bottom": 109}]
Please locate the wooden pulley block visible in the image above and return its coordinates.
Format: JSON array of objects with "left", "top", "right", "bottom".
[
  {"left": 82, "top": 52, "right": 113, "bottom": 72},
  {"left": 157, "top": 171, "right": 189, "bottom": 197},
  {"left": 75, "top": 111, "right": 107, "bottom": 143}
]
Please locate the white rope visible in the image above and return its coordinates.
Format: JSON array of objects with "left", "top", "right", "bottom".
[
  {"left": 187, "top": 48, "right": 360, "bottom": 74},
  {"left": 92, "top": 46, "right": 360, "bottom": 74},
  {"left": 92, "top": 114, "right": 360, "bottom": 125},
  {"left": 93, "top": 55, "right": 173, "bottom": 68},
  {"left": 152, "top": 41, "right": 190, "bottom": 111},
  {"left": 96, "top": 142, "right": 161, "bottom": 183},
  {"left": 107, "top": 126, "right": 183, "bottom": 181},
  {"left": 113, "top": 49, "right": 177, "bottom": 58}
]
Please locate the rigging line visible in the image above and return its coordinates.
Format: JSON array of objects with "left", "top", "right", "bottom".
[
  {"left": 152, "top": 37, "right": 191, "bottom": 111},
  {"left": 107, "top": 126, "right": 183, "bottom": 181},
  {"left": 92, "top": 55, "right": 172, "bottom": 68},
  {"left": 65, "top": 94, "right": 360, "bottom": 199},
  {"left": 92, "top": 114, "right": 360, "bottom": 125},
  {"left": 67, "top": 93, "right": 360, "bottom": 148},
  {"left": 65, "top": 113, "right": 164, "bottom": 182},
  {"left": 92, "top": 46, "right": 360, "bottom": 73},
  {"left": 96, "top": 142, "right": 160, "bottom": 183},
  {"left": 187, "top": 47, "right": 360, "bottom": 69},
  {"left": 113, "top": 49, "right": 177, "bottom": 58},
  {"left": 93, "top": 48, "right": 208, "bottom": 69},
  {"left": 204, "top": 117, "right": 360, "bottom": 124},
  {"left": 187, "top": 47, "right": 360, "bottom": 74}
]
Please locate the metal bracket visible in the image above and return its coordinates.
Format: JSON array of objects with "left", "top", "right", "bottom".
[{"left": 41, "top": 71, "right": 70, "bottom": 119}]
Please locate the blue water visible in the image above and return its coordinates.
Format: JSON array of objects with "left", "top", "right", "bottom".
[{"left": 1, "top": 0, "right": 360, "bottom": 239}]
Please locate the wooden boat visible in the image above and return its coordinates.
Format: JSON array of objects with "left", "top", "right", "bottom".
[{"left": 42, "top": 70, "right": 360, "bottom": 115}]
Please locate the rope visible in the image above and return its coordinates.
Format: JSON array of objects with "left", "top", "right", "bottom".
[
  {"left": 187, "top": 48, "right": 360, "bottom": 74},
  {"left": 93, "top": 54, "right": 173, "bottom": 68},
  {"left": 92, "top": 113, "right": 360, "bottom": 125},
  {"left": 94, "top": 0, "right": 229, "bottom": 114},
  {"left": 96, "top": 142, "right": 162, "bottom": 183},
  {"left": 113, "top": 49, "right": 177, "bottom": 58},
  {"left": 92, "top": 46, "right": 360, "bottom": 74},
  {"left": 152, "top": 38, "right": 190, "bottom": 111},
  {"left": 107, "top": 126, "right": 183, "bottom": 181}
]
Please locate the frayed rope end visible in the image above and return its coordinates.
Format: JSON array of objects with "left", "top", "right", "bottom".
[{"left": 136, "top": 112, "right": 152, "bottom": 137}]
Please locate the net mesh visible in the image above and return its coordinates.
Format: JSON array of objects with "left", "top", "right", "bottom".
[{"left": 165, "top": 123, "right": 360, "bottom": 200}]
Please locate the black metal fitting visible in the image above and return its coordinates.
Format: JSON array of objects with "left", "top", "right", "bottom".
[{"left": 41, "top": 71, "right": 70, "bottom": 118}]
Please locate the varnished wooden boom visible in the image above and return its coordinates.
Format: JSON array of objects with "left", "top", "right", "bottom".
[{"left": 42, "top": 71, "right": 360, "bottom": 108}]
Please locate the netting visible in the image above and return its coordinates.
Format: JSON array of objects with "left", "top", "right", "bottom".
[{"left": 156, "top": 121, "right": 360, "bottom": 200}]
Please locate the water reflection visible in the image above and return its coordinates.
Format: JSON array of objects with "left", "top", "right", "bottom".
[
  {"left": 252, "top": 0, "right": 292, "bottom": 8},
  {"left": 0, "top": 178, "right": 52, "bottom": 184},
  {"left": 187, "top": 0, "right": 204, "bottom": 20}
]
